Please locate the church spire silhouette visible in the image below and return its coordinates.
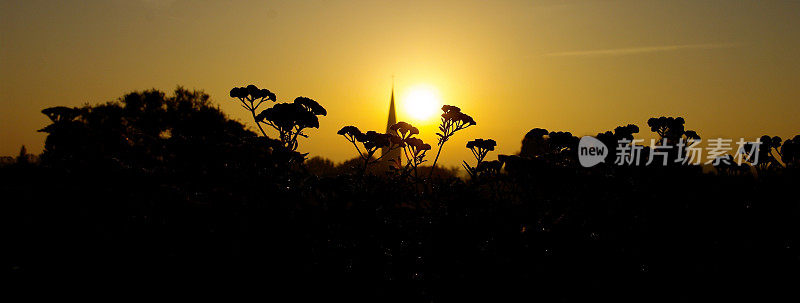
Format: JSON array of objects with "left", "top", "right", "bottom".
[
  {"left": 385, "top": 82, "right": 396, "bottom": 134},
  {"left": 382, "top": 79, "right": 401, "bottom": 161}
]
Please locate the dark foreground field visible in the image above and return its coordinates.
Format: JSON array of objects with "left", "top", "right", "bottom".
[{"left": 5, "top": 161, "right": 799, "bottom": 301}]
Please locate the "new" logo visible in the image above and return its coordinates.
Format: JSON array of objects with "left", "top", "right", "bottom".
[{"left": 578, "top": 136, "right": 608, "bottom": 167}]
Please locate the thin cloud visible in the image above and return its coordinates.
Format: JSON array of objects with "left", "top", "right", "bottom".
[{"left": 544, "top": 43, "right": 739, "bottom": 57}]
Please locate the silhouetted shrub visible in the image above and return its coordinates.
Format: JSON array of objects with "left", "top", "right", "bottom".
[
  {"left": 39, "top": 87, "right": 260, "bottom": 174},
  {"left": 520, "top": 128, "right": 549, "bottom": 157}
]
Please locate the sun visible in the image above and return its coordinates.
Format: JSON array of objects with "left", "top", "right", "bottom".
[{"left": 403, "top": 85, "right": 442, "bottom": 122}]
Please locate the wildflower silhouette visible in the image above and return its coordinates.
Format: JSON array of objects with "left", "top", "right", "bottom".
[
  {"left": 648, "top": 117, "right": 684, "bottom": 142},
  {"left": 614, "top": 124, "right": 640, "bottom": 141},
  {"left": 740, "top": 135, "right": 784, "bottom": 173},
  {"left": 596, "top": 124, "right": 640, "bottom": 164},
  {"left": 388, "top": 121, "right": 419, "bottom": 141},
  {"left": 388, "top": 121, "right": 429, "bottom": 176},
  {"left": 403, "top": 137, "right": 431, "bottom": 178},
  {"left": 647, "top": 117, "right": 700, "bottom": 145},
  {"left": 230, "top": 85, "right": 276, "bottom": 138},
  {"left": 338, "top": 126, "right": 403, "bottom": 175},
  {"left": 463, "top": 138, "right": 497, "bottom": 179},
  {"left": 231, "top": 85, "right": 326, "bottom": 152},
  {"left": 257, "top": 97, "right": 327, "bottom": 151},
  {"left": 430, "top": 105, "right": 476, "bottom": 177},
  {"left": 781, "top": 135, "right": 800, "bottom": 168},
  {"left": 761, "top": 135, "right": 783, "bottom": 162},
  {"left": 647, "top": 117, "right": 700, "bottom": 165}
]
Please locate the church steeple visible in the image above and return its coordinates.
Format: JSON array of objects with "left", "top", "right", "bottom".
[
  {"left": 385, "top": 82, "right": 396, "bottom": 134},
  {"left": 382, "top": 79, "right": 400, "bottom": 160}
]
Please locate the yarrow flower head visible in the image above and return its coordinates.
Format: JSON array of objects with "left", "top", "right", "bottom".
[
  {"left": 357, "top": 131, "right": 395, "bottom": 150},
  {"left": 463, "top": 138, "right": 498, "bottom": 179},
  {"left": 404, "top": 137, "right": 432, "bottom": 152},
  {"left": 294, "top": 96, "right": 327, "bottom": 116},
  {"left": 230, "top": 85, "right": 276, "bottom": 102},
  {"left": 429, "top": 104, "right": 477, "bottom": 178},
  {"left": 338, "top": 125, "right": 405, "bottom": 175},
  {"left": 337, "top": 125, "right": 362, "bottom": 138},
  {"left": 389, "top": 121, "right": 419, "bottom": 138},
  {"left": 466, "top": 138, "right": 496, "bottom": 151}
]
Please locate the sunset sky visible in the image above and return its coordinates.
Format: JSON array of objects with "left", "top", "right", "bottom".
[{"left": 2, "top": 0, "right": 799, "bottom": 167}]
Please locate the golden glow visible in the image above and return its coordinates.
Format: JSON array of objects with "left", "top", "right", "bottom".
[{"left": 403, "top": 84, "right": 442, "bottom": 122}]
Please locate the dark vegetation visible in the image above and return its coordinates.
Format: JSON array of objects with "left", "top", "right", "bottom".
[{"left": 5, "top": 86, "right": 800, "bottom": 300}]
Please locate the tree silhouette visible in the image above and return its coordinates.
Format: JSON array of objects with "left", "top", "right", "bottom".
[
  {"left": 38, "top": 106, "right": 83, "bottom": 164},
  {"left": 16, "top": 145, "right": 29, "bottom": 165},
  {"left": 39, "top": 87, "right": 258, "bottom": 173},
  {"left": 520, "top": 128, "right": 550, "bottom": 157}
]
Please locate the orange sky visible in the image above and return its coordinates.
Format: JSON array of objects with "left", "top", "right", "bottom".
[{"left": 2, "top": 0, "right": 799, "bottom": 167}]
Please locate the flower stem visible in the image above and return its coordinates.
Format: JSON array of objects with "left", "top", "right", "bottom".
[
  {"left": 429, "top": 142, "right": 444, "bottom": 178},
  {"left": 250, "top": 110, "right": 269, "bottom": 138}
]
